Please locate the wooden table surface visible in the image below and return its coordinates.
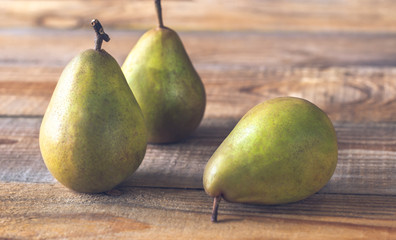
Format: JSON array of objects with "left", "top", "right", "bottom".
[{"left": 1, "top": 1, "right": 396, "bottom": 239}]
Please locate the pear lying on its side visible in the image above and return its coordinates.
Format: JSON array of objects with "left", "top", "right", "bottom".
[
  {"left": 203, "top": 97, "right": 338, "bottom": 222},
  {"left": 122, "top": 0, "right": 206, "bottom": 143},
  {"left": 39, "top": 20, "right": 147, "bottom": 193}
]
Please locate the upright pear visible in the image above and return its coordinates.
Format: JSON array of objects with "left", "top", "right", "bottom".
[
  {"left": 122, "top": 0, "right": 206, "bottom": 143},
  {"left": 39, "top": 20, "right": 147, "bottom": 193},
  {"left": 203, "top": 97, "right": 338, "bottom": 222}
]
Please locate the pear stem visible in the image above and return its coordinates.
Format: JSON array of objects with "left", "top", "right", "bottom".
[
  {"left": 91, "top": 19, "right": 110, "bottom": 51},
  {"left": 155, "top": 0, "right": 164, "bottom": 28},
  {"left": 211, "top": 196, "right": 221, "bottom": 222}
]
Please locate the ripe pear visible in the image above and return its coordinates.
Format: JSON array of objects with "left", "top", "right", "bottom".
[
  {"left": 39, "top": 20, "right": 147, "bottom": 193},
  {"left": 122, "top": 0, "right": 206, "bottom": 143},
  {"left": 203, "top": 97, "right": 338, "bottom": 222}
]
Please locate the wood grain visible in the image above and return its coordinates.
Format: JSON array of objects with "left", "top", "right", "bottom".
[
  {"left": 2, "top": 30, "right": 396, "bottom": 68},
  {"left": 1, "top": 182, "right": 395, "bottom": 239},
  {"left": 2, "top": 0, "right": 396, "bottom": 32},
  {"left": 1, "top": 117, "right": 395, "bottom": 196},
  {"left": 2, "top": 65, "right": 396, "bottom": 123},
  {"left": 2, "top": 3, "right": 396, "bottom": 238},
  {"left": 2, "top": 30, "right": 396, "bottom": 121}
]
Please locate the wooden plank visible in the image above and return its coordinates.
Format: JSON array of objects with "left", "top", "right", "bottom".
[
  {"left": 1, "top": 182, "right": 395, "bottom": 239},
  {"left": 1, "top": 117, "right": 396, "bottom": 195},
  {"left": 2, "top": 0, "right": 396, "bottom": 32},
  {"left": 2, "top": 30, "right": 396, "bottom": 120},
  {"left": 2, "top": 30, "right": 396, "bottom": 69},
  {"left": 2, "top": 65, "right": 396, "bottom": 122}
]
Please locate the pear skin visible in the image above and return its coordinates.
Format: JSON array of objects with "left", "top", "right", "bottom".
[
  {"left": 122, "top": 0, "right": 206, "bottom": 143},
  {"left": 40, "top": 20, "right": 147, "bottom": 193},
  {"left": 203, "top": 97, "right": 338, "bottom": 221}
]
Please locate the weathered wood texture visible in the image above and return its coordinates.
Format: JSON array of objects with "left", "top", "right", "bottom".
[
  {"left": 2, "top": 30, "right": 396, "bottom": 68},
  {"left": 2, "top": 30, "right": 396, "bottom": 122},
  {"left": 2, "top": 2, "right": 396, "bottom": 237},
  {"left": 1, "top": 183, "right": 395, "bottom": 239},
  {"left": 1, "top": 117, "right": 396, "bottom": 196},
  {"left": 4, "top": 66, "right": 396, "bottom": 122},
  {"left": 2, "top": 0, "right": 396, "bottom": 32}
]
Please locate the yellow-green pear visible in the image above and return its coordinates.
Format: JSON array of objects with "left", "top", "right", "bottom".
[
  {"left": 39, "top": 20, "right": 147, "bottom": 193},
  {"left": 203, "top": 97, "right": 338, "bottom": 222},
  {"left": 122, "top": 0, "right": 206, "bottom": 143}
]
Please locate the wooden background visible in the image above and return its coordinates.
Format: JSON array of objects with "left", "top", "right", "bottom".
[
  {"left": 1, "top": 0, "right": 396, "bottom": 239},
  {"left": 2, "top": 0, "right": 396, "bottom": 32}
]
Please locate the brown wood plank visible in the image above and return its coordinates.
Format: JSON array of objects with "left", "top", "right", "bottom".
[
  {"left": 1, "top": 117, "right": 395, "bottom": 195},
  {"left": 1, "top": 182, "right": 395, "bottom": 239},
  {"left": 2, "top": 30, "right": 396, "bottom": 120},
  {"left": 2, "top": 65, "right": 396, "bottom": 122},
  {"left": 2, "top": 0, "right": 396, "bottom": 32},
  {"left": 2, "top": 30, "right": 396, "bottom": 68}
]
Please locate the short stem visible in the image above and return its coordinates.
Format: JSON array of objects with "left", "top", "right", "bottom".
[
  {"left": 211, "top": 196, "right": 221, "bottom": 222},
  {"left": 155, "top": 0, "right": 164, "bottom": 28},
  {"left": 91, "top": 19, "right": 110, "bottom": 51}
]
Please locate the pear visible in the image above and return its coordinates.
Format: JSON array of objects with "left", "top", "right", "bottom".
[
  {"left": 39, "top": 19, "right": 147, "bottom": 193},
  {"left": 203, "top": 97, "right": 338, "bottom": 222},
  {"left": 122, "top": 0, "right": 206, "bottom": 143}
]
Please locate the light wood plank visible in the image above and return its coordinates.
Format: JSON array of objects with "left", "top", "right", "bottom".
[
  {"left": 1, "top": 117, "right": 395, "bottom": 195},
  {"left": 2, "top": 0, "right": 396, "bottom": 32},
  {"left": 2, "top": 65, "right": 396, "bottom": 123},
  {"left": 1, "top": 182, "right": 395, "bottom": 239},
  {"left": 2, "top": 30, "right": 396, "bottom": 69},
  {"left": 2, "top": 30, "right": 396, "bottom": 120}
]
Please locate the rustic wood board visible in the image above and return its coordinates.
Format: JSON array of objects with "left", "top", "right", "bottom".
[
  {"left": 2, "top": 30, "right": 396, "bottom": 68},
  {"left": 1, "top": 117, "right": 396, "bottom": 196},
  {"left": 2, "top": 0, "right": 396, "bottom": 32},
  {"left": 2, "top": 5, "right": 396, "bottom": 237},
  {"left": 2, "top": 30, "right": 396, "bottom": 121},
  {"left": 1, "top": 183, "right": 395, "bottom": 239},
  {"left": 2, "top": 65, "right": 396, "bottom": 123}
]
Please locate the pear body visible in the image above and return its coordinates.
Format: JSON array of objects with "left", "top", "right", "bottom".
[
  {"left": 203, "top": 97, "right": 338, "bottom": 204},
  {"left": 122, "top": 27, "right": 206, "bottom": 143},
  {"left": 40, "top": 49, "right": 147, "bottom": 193}
]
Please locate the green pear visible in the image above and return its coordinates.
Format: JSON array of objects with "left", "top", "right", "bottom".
[
  {"left": 122, "top": 0, "right": 206, "bottom": 143},
  {"left": 39, "top": 20, "right": 147, "bottom": 193},
  {"left": 203, "top": 97, "right": 338, "bottom": 222}
]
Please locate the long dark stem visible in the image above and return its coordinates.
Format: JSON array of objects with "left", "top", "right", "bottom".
[
  {"left": 211, "top": 196, "right": 221, "bottom": 222},
  {"left": 155, "top": 0, "right": 164, "bottom": 28},
  {"left": 91, "top": 19, "right": 110, "bottom": 51}
]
